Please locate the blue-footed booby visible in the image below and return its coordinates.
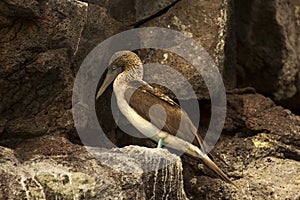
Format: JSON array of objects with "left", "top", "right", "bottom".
[{"left": 96, "top": 51, "right": 232, "bottom": 184}]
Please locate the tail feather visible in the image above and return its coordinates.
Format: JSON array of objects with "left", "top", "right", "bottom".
[{"left": 201, "top": 154, "right": 233, "bottom": 184}]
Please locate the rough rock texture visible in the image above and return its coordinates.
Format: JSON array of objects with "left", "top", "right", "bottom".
[
  {"left": 71, "top": 0, "right": 180, "bottom": 72},
  {"left": 183, "top": 93, "right": 300, "bottom": 199},
  {"left": 0, "top": 136, "right": 187, "bottom": 199},
  {"left": 235, "top": 0, "right": 300, "bottom": 112},
  {"left": 138, "top": 0, "right": 236, "bottom": 99},
  {"left": 0, "top": 0, "right": 88, "bottom": 143},
  {"left": 103, "top": 0, "right": 178, "bottom": 25}
]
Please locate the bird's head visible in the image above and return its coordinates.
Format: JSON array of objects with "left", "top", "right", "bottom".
[{"left": 96, "top": 51, "right": 143, "bottom": 99}]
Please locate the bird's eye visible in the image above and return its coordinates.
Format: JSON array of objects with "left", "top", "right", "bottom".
[{"left": 112, "top": 65, "right": 117, "bottom": 70}]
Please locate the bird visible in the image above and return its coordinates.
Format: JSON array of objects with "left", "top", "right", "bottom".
[{"left": 96, "top": 51, "right": 233, "bottom": 184}]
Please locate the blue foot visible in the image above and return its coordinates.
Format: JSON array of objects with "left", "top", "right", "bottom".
[{"left": 157, "top": 138, "right": 163, "bottom": 148}]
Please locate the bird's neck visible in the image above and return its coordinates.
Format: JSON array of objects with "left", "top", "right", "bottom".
[{"left": 113, "top": 66, "right": 143, "bottom": 99}]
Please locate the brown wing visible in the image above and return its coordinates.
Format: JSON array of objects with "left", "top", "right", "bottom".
[{"left": 124, "top": 82, "right": 206, "bottom": 151}]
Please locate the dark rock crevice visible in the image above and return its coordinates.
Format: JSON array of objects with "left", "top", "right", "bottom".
[{"left": 132, "top": 0, "right": 181, "bottom": 27}]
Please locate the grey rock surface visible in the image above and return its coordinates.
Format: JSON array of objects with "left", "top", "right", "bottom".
[{"left": 0, "top": 137, "right": 188, "bottom": 200}]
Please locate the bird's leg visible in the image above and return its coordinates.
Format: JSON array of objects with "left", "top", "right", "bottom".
[{"left": 157, "top": 138, "right": 164, "bottom": 148}]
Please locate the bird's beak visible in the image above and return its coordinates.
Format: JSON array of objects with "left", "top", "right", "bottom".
[{"left": 96, "top": 66, "right": 121, "bottom": 99}]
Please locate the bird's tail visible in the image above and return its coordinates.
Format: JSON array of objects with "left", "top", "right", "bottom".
[{"left": 201, "top": 154, "right": 233, "bottom": 184}]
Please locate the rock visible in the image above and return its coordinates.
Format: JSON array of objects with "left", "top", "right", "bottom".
[
  {"left": 0, "top": 0, "right": 88, "bottom": 142},
  {"left": 224, "top": 93, "right": 300, "bottom": 161},
  {"left": 78, "top": 0, "right": 178, "bottom": 27},
  {"left": 0, "top": 136, "right": 188, "bottom": 200},
  {"left": 235, "top": 0, "right": 300, "bottom": 112},
  {"left": 183, "top": 92, "right": 300, "bottom": 199},
  {"left": 0, "top": 0, "right": 126, "bottom": 142},
  {"left": 225, "top": 93, "right": 300, "bottom": 136},
  {"left": 70, "top": 3, "right": 126, "bottom": 74},
  {"left": 184, "top": 156, "right": 299, "bottom": 199},
  {"left": 235, "top": 157, "right": 299, "bottom": 199},
  {"left": 137, "top": 0, "right": 236, "bottom": 99},
  {"left": 103, "top": 0, "right": 178, "bottom": 25}
]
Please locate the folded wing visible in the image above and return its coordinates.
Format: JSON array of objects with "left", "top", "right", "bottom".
[{"left": 124, "top": 81, "right": 206, "bottom": 151}]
